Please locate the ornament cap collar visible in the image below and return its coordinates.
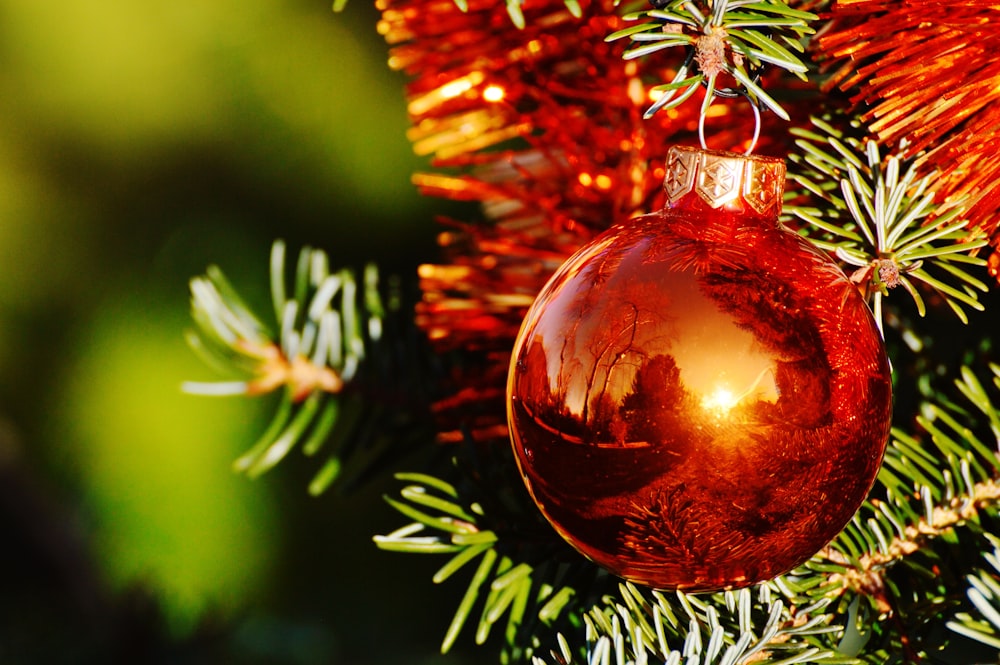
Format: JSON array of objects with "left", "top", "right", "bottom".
[{"left": 664, "top": 145, "right": 785, "bottom": 216}]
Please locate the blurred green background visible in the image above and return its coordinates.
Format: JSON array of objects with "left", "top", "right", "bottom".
[{"left": 0, "top": 1, "right": 469, "bottom": 662}]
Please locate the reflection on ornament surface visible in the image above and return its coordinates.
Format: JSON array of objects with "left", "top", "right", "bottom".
[{"left": 507, "top": 147, "right": 893, "bottom": 592}]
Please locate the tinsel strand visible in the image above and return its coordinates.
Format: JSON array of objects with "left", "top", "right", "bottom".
[{"left": 817, "top": 0, "right": 1000, "bottom": 244}]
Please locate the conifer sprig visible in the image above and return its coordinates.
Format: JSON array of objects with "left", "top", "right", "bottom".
[
  {"left": 606, "top": 0, "right": 816, "bottom": 119},
  {"left": 792, "top": 362, "right": 1000, "bottom": 657},
  {"left": 561, "top": 584, "right": 848, "bottom": 665},
  {"left": 374, "top": 472, "right": 584, "bottom": 659},
  {"left": 785, "top": 117, "right": 990, "bottom": 331},
  {"left": 184, "top": 241, "right": 395, "bottom": 494},
  {"left": 947, "top": 534, "right": 1000, "bottom": 652},
  {"left": 376, "top": 474, "right": 847, "bottom": 664}
]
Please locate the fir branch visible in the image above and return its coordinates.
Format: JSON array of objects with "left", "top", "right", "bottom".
[
  {"left": 606, "top": 0, "right": 816, "bottom": 119},
  {"left": 539, "top": 583, "right": 852, "bottom": 665},
  {"left": 791, "top": 362, "right": 1000, "bottom": 657},
  {"left": 374, "top": 472, "right": 585, "bottom": 659},
  {"left": 784, "top": 117, "right": 990, "bottom": 332},
  {"left": 185, "top": 240, "right": 410, "bottom": 494},
  {"left": 828, "top": 366, "right": 1000, "bottom": 566},
  {"left": 947, "top": 534, "right": 1000, "bottom": 652}
]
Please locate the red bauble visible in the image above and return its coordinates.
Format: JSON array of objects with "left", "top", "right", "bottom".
[{"left": 507, "top": 146, "right": 893, "bottom": 591}]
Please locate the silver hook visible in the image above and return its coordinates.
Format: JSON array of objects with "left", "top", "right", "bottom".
[{"left": 698, "top": 90, "right": 762, "bottom": 155}]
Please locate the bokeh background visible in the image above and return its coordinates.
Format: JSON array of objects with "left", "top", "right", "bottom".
[{"left": 0, "top": 1, "right": 472, "bottom": 662}]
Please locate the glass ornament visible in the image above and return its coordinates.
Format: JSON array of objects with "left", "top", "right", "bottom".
[{"left": 506, "top": 146, "right": 893, "bottom": 591}]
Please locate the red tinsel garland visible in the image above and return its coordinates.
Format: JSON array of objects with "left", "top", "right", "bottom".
[{"left": 818, "top": 0, "right": 1000, "bottom": 245}]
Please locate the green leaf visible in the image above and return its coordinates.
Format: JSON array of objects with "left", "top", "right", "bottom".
[
  {"left": 393, "top": 472, "right": 460, "bottom": 498},
  {"left": 301, "top": 398, "right": 339, "bottom": 456},
  {"left": 400, "top": 484, "right": 479, "bottom": 523},
  {"left": 731, "top": 1, "right": 818, "bottom": 21},
  {"left": 442, "top": 547, "right": 498, "bottom": 653},
  {"left": 623, "top": 38, "right": 693, "bottom": 60},
  {"left": 307, "top": 455, "right": 342, "bottom": 496},
  {"left": 270, "top": 240, "right": 288, "bottom": 324},
  {"left": 651, "top": 74, "right": 704, "bottom": 93},
  {"left": 644, "top": 72, "right": 701, "bottom": 118},
  {"left": 506, "top": 0, "right": 525, "bottom": 29},
  {"left": 728, "top": 64, "right": 789, "bottom": 120},
  {"left": 728, "top": 28, "right": 809, "bottom": 74},
  {"left": 232, "top": 395, "right": 294, "bottom": 473},
  {"left": 539, "top": 586, "right": 576, "bottom": 623},
  {"left": 383, "top": 496, "right": 479, "bottom": 536},
  {"left": 433, "top": 542, "right": 494, "bottom": 584},
  {"left": 910, "top": 269, "right": 985, "bottom": 311},
  {"left": 605, "top": 22, "right": 667, "bottom": 42},
  {"left": 451, "top": 530, "right": 499, "bottom": 546},
  {"left": 373, "top": 531, "right": 463, "bottom": 554},
  {"left": 647, "top": 8, "right": 700, "bottom": 27},
  {"left": 245, "top": 392, "right": 324, "bottom": 477}
]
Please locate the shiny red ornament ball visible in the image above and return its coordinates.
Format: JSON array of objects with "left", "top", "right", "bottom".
[{"left": 507, "top": 146, "right": 893, "bottom": 591}]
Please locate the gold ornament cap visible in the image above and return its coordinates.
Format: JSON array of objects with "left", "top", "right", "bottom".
[{"left": 663, "top": 145, "right": 785, "bottom": 216}]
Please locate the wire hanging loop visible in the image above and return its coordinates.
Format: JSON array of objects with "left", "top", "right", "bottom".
[{"left": 697, "top": 83, "right": 762, "bottom": 156}]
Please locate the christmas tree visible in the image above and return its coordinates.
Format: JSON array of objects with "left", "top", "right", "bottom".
[{"left": 177, "top": 0, "right": 1000, "bottom": 663}]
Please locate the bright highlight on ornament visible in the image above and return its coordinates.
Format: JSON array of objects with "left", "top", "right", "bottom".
[
  {"left": 699, "top": 368, "right": 780, "bottom": 417},
  {"left": 701, "top": 386, "right": 738, "bottom": 414},
  {"left": 507, "top": 146, "right": 893, "bottom": 592}
]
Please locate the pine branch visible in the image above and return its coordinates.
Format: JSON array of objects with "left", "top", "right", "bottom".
[
  {"left": 374, "top": 470, "right": 590, "bottom": 660},
  {"left": 606, "top": 0, "right": 816, "bottom": 119},
  {"left": 546, "top": 584, "right": 853, "bottom": 665},
  {"left": 376, "top": 471, "right": 855, "bottom": 665},
  {"left": 784, "top": 116, "right": 990, "bottom": 332},
  {"left": 947, "top": 534, "right": 1000, "bottom": 653},
  {"left": 185, "top": 240, "right": 427, "bottom": 494},
  {"left": 788, "top": 362, "right": 1000, "bottom": 659}
]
